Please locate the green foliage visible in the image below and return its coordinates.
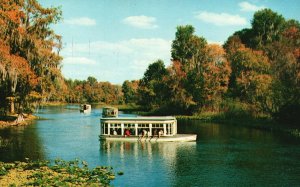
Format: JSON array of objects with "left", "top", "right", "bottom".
[
  {"left": 138, "top": 60, "right": 169, "bottom": 110},
  {"left": 251, "top": 9, "right": 285, "bottom": 49},
  {"left": 171, "top": 25, "right": 196, "bottom": 64},
  {"left": 219, "top": 99, "right": 254, "bottom": 120},
  {"left": 275, "top": 104, "right": 300, "bottom": 126},
  {"left": 122, "top": 80, "right": 139, "bottom": 104},
  {"left": 87, "top": 76, "right": 97, "bottom": 86},
  {"left": 171, "top": 25, "right": 207, "bottom": 71}
]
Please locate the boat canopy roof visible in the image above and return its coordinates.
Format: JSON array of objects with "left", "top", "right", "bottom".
[
  {"left": 103, "top": 106, "right": 117, "bottom": 109},
  {"left": 101, "top": 116, "right": 176, "bottom": 123},
  {"left": 101, "top": 116, "right": 175, "bottom": 119}
]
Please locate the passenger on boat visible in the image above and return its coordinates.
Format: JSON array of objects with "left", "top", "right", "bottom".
[
  {"left": 142, "top": 129, "right": 148, "bottom": 139},
  {"left": 113, "top": 129, "right": 117, "bottom": 135},
  {"left": 125, "top": 129, "right": 131, "bottom": 137},
  {"left": 117, "top": 128, "right": 121, "bottom": 135},
  {"left": 149, "top": 129, "right": 157, "bottom": 141},
  {"left": 158, "top": 130, "right": 163, "bottom": 138},
  {"left": 152, "top": 129, "right": 157, "bottom": 137},
  {"left": 138, "top": 129, "right": 143, "bottom": 141},
  {"left": 138, "top": 129, "right": 148, "bottom": 141}
]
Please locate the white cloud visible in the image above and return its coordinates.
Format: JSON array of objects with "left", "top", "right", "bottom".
[
  {"left": 195, "top": 11, "right": 247, "bottom": 26},
  {"left": 239, "top": 1, "right": 265, "bottom": 12},
  {"left": 66, "top": 41, "right": 133, "bottom": 55},
  {"left": 92, "top": 41, "right": 133, "bottom": 54},
  {"left": 63, "top": 57, "right": 96, "bottom": 65},
  {"left": 125, "top": 38, "right": 171, "bottom": 70},
  {"left": 64, "top": 38, "right": 171, "bottom": 60},
  {"left": 61, "top": 38, "right": 171, "bottom": 83},
  {"left": 122, "top": 15, "right": 158, "bottom": 29},
  {"left": 65, "top": 17, "right": 96, "bottom": 26}
]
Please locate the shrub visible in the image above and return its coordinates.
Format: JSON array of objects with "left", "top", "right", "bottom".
[{"left": 275, "top": 104, "right": 300, "bottom": 126}]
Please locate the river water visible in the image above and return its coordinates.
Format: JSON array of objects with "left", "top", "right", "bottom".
[{"left": 0, "top": 105, "right": 299, "bottom": 186}]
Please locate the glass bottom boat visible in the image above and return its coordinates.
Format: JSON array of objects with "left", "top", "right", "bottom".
[{"left": 100, "top": 116, "right": 197, "bottom": 142}]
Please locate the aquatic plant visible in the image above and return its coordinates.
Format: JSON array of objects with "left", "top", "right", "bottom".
[
  {"left": 291, "top": 129, "right": 300, "bottom": 137},
  {"left": 0, "top": 159, "right": 115, "bottom": 186}
]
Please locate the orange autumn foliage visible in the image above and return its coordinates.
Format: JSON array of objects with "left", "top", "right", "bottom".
[
  {"left": 206, "top": 44, "right": 231, "bottom": 94},
  {"left": 0, "top": 41, "right": 37, "bottom": 88}
]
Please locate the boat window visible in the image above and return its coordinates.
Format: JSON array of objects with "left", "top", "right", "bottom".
[
  {"left": 101, "top": 123, "right": 104, "bottom": 134},
  {"left": 138, "top": 123, "right": 149, "bottom": 128},
  {"left": 152, "top": 124, "right": 163, "bottom": 128},
  {"left": 104, "top": 123, "right": 108, "bottom": 134},
  {"left": 124, "top": 123, "right": 135, "bottom": 128},
  {"left": 166, "top": 123, "right": 173, "bottom": 135},
  {"left": 110, "top": 123, "right": 121, "bottom": 128}
]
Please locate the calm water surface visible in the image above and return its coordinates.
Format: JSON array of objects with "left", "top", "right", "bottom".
[{"left": 0, "top": 105, "right": 300, "bottom": 186}]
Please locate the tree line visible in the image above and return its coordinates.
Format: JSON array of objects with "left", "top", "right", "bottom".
[
  {"left": 122, "top": 9, "right": 300, "bottom": 125},
  {"left": 1, "top": 2, "right": 299, "bottom": 125},
  {"left": 64, "top": 77, "right": 123, "bottom": 104}
]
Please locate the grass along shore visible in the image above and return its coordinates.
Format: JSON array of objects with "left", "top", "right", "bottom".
[
  {"left": 0, "top": 114, "right": 38, "bottom": 128},
  {"left": 96, "top": 102, "right": 300, "bottom": 137},
  {"left": 175, "top": 112, "right": 300, "bottom": 137}
]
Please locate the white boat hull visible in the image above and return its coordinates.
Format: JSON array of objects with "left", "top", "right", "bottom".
[
  {"left": 80, "top": 109, "right": 91, "bottom": 113},
  {"left": 99, "top": 134, "right": 197, "bottom": 142}
]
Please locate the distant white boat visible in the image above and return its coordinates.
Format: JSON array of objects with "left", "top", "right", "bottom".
[
  {"left": 80, "top": 104, "right": 91, "bottom": 113},
  {"left": 102, "top": 106, "right": 118, "bottom": 117}
]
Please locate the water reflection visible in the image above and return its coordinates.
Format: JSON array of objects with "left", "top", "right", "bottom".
[
  {"left": 176, "top": 120, "right": 300, "bottom": 186},
  {"left": 100, "top": 140, "right": 197, "bottom": 187},
  {"left": 0, "top": 123, "right": 45, "bottom": 162}
]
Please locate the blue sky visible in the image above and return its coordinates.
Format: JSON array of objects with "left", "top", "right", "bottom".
[{"left": 39, "top": 0, "right": 300, "bottom": 84}]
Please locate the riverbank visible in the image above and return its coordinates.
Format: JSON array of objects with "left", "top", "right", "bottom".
[
  {"left": 176, "top": 112, "right": 300, "bottom": 137},
  {"left": 39, "top": 101, "right": 68, "bottom": 106},
  {"left": 0, "top": 114, "right": 38, "bottom": 128}
]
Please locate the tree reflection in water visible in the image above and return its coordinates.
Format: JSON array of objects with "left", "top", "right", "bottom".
[
  {"left": 0, "top": 123, "right": 45, "bottom": 162},
  {"left": 99, "top": 140, "right": 197, "bottom": 187}
]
